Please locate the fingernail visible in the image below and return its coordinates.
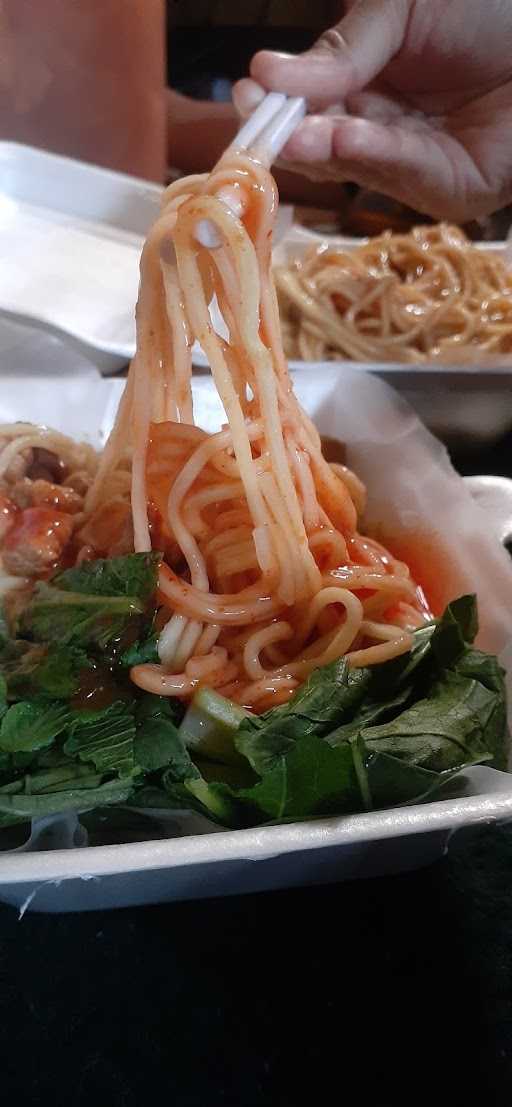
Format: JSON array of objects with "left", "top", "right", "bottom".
[
  {"left": 233, "top": 78, "right": 265, "bottom": 117},
  {"left": 286, "top": 116, "right": 331, "bottom": 162},
  {"left": 244, "top": 80, "right": 265, "bottom": 110},
  {"left": 265, "top": 51, "right": 294, "bottom": 61}
]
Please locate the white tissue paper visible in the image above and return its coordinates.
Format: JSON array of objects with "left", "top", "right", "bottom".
[{"left": 193, "top": 364, "right": 512, "bottom": 661}]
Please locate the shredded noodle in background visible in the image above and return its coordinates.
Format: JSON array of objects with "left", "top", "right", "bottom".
[{"left": 275, "top": 225, "right": 512, "bottom": 365}]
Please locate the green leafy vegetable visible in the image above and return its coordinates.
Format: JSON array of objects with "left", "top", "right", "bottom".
[
  {"left": 236, "top": 660, "right": 371, "bottom": 774},
  {"left": 360, "top": 673, "right": 496, "bottom": 772},
  {"left": 239, "top": 733, "right": 362, "bottom": 820},
  {"left": 136, "top": 693, "right": 186, "bottom": 728},
  {"left": 453, "top": 646, "right": 506, "bottom": 694},
  {"left": 0, "top": 761, "right": 103, "bottom": 795},
  {"left": 134, "top": 699, "right": 185, "bottom": 773},
  {"left": 428, "top": 594, "right": 477, "bottom": 668},
  {"left": 450, "top": 650, "right": 507, "bottom": 769},
  {"left": 0, "top": 672, "right": 7, "bottom": 720},
  {"left": 132, "top": 694, "right": 200, "bottom": 780},
  {"left": 173, "top": 594, "right": 506, "bottom": 827},
  {"left": 0, "top": 699, "right": 70, "bottom": 754},
  {"left": 370, "top": 595, "right": 478, "bottom": 695},
  {"left": 160, "top": 734, "right": 200, "bottom": 786},
  {"left": 364, "top": 752, "right": 457, "bottom": 808},
  {"left": 64, "top": 702, "right": 136, "bottom": 777},
  {"left": 0, "top": 608, "right": 10, "bottom": 651},
  {"left": 20, "top": 583, "right": 145, "bottom": 650},
  {"left": 324, "top": 683, "right": 413, "bottom": 747},
  {"left": 1, "top": 641, "right": 90, "bottom": 700},
  {"left": 54, "top": 552, "right": 161, "bottom": 601},
  {"left": 197, "top": 757, "right": 256, "bottom": 789},
  {"left": 0, "top": 778, "right": 132, "bottom": 825},
  {"left": 121, "top": 633, "right": 160, "bottom": 667},
  {"left": 447, "top": 594, "right": 479, "bottom": 646},
  {"left": 0, "top": 588, "right": 507, "bottom": 834},
  {"left": 16, "top": 553, "right": 162, "bottom": 655},
  {"left": 135, "top": 718, "right": 179, "bottom": 773}
]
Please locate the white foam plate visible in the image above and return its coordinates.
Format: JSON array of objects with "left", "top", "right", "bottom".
[
  {"left": 193, "top": 223, "right": 512, "bottom": 445},
  {"left": 0, "top": 355, "right": 512, "bottom": 912},
  {"left": 0, "top": 142, "right": 162, "bottom": 372},
  {"left": 0, "top": 143, "right": 294, "bottom": 376}
]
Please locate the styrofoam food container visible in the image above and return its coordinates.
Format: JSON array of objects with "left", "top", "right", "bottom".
[
  {"left": 0, "top": 142, "right": 162, "bottom": 373},
  {"left": 0, "top": 354, "right": 512, "bottom": 912},
  {"left": 0, "top": 142, "right": 293, "bottom": 376},
  {"left": 193, "top": 222, "right": 512, "bottom": 446},
  {"left": 2, "top": 766, "right": 512, "bottom": 914}
]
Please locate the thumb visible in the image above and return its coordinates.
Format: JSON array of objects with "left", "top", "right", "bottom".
[{"left": 249, "top": 0, "right": 411, "bottom": 107}]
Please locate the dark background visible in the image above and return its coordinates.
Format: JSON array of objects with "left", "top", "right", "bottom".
[
  {"left": 168, "top": 26, "right": 316, "bottom": 99},
  {"left": 1, "top": 15, "right": 512, "bottom": 1106},
  {"left": 1, "top": 821, "right": 512, "bottom": 1105}
]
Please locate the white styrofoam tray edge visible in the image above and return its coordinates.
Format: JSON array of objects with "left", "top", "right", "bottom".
[
  {"left": 193, "top": 353, "right": 512, "bottom": 376},
  {"left": 273, "top": 220, "right": 507, "bottom": 253},
  {"left": 1, "top": 768, "right": 511, "bottom": 886},
  {"left": 0, "top": 140, "right": 163, "bottom": 233}
]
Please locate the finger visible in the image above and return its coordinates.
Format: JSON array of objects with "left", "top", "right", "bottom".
[
  {"left": 282, "top": 116, "right": 341, "bottom": 165},
  {"left": 345, "top": 89, "right": 408, "bottom": 123},
  {"left": 281, "top": 114, "right": 479, "bottom": 220},
  {"left": 250, "top": 0, "right": 412, "bottom": 106},
  {"left": 232, "top": 78, "right": 265, "bottom": 119}
]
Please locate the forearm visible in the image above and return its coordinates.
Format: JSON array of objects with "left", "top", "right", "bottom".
[
  {"left": 167, "top": 91, "right": 238, "bottom": 173},
  {"left": 0, "top": 0, "right": 166, "bottom": 181}
]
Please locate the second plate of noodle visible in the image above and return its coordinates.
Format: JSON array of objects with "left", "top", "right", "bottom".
[{"left": 274, "top": 225, "right": 512, "bottom": 366}]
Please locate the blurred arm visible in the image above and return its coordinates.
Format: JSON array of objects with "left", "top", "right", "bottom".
[{"left": 0, "top": 0, "right": 166, "bottom": 181}]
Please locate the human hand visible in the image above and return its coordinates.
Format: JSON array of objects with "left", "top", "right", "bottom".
[{"left": 233, "top": 0, "right": 512, "bottom": 221}]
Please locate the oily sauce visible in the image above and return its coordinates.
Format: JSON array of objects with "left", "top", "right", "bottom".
[{"left": 371, "top": 523, "right": 465, "bottom": 617}]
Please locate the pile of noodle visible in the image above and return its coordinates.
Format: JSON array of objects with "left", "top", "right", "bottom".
[
  {"left": 275, "top": 225, "right": 512, "bottom": 364},
  {"left": 76, "top": 153, "right": 432, "bottom": 711}
]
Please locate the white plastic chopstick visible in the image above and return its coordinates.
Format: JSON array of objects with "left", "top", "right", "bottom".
[
  {"left": 234, "top": 92, "right": 306, "bottom": 162},
  {"left": 195, "top": 92, "right": 306, "bottom": 249}
]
